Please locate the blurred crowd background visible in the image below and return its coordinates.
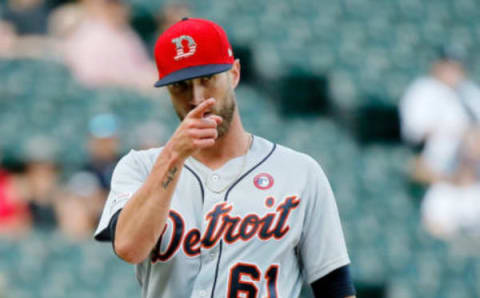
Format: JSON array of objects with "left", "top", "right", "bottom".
[{"left": 1, "top": 0, "right": 480, "bottom": 297}]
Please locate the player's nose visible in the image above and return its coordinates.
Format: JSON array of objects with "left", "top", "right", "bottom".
[{"left": 191, "top": 80, "right": 207, "bottom": 106}]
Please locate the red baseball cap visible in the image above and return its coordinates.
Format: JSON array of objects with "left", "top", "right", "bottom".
[{"left": 153, "top": 18, "right": 234, "bottom": 87}]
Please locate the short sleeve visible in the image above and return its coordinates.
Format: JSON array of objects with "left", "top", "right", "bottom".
[
  {"left": 94, "top": 150, "right": 147, "bottom": 241},
  {"left": 299, "top": 161, "right": 350, "bottom": 283}
]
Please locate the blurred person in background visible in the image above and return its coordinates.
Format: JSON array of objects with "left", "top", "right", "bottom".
[
  {"left": 0, "top": 0, "right": 57, "bottom": 58},
  {"left": 47, "top": 0, "right": 86, "bottom": 56},
  {"left": 83, "top": 113, "right": 122, "bottom": 195},
  {"left": 400, "top": 46, "right": 480, "bottom": 185},
  {"left": 133, "top": 120, "right": 167, "bottom": 150},
  {"left": 421, "top": 128, "right": 480, "bottom": 240},
  {"left": 48, "top": 0, "right": 86, "bottom": 39},
  {"left": 56, "top": 171, "right": 104, "bottom": 241},
  {"left": 145, "top": 3, "right": 191, "bottom": 57},
  {"left": 62, "top": 0, "right": 156, "bottom": 90},
  {"left": 2, "top": 0, "right": 50, "bottom": 36},
  {"left": 0, "top": 154, "right": 31, "bottom": 237},
  {"left": 20, "top": 136, "right": 61, "bottom": 232},
  {"left": 155, "top": 3, "right": 191, "bottom": 34},
  {"left": 0, "top": 21, "right": 18, "bottom": 57}
]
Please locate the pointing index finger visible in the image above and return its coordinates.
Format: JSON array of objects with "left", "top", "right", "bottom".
[{"left": 188, "top": 98, "right": 216, "bottom": 119}]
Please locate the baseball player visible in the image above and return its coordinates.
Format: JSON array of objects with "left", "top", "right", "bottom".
[{"left": 94, "top": 18, "right": 356, "bottom": 298}]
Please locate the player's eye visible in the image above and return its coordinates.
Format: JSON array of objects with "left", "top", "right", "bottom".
[
  {"left": 170, "top": 81, "right": 189, "bottom": 92},
  {"left": 201, "top": 74, "right": 214, "bottom": 84}
]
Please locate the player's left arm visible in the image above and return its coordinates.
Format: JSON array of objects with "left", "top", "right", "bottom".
[
  {"left": 310, "top": 265, "right": 356, "bottom": 298},
  {"left": 299, "top": 159, "right": 356, "bottom": 298}
]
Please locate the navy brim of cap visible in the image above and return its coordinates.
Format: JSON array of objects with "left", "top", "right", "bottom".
[{"left": 154, "top": 64, "right": 233, "bottom": 87}]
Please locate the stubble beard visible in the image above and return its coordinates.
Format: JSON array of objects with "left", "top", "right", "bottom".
[
  {"left": 174, "top": 89, "right": 236, "bottom": 139},
  {"left": 215, "top": 91, "right": 235, "bottom": 138}
]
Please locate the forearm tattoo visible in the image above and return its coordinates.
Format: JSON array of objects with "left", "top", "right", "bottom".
[{"left": 162, "top": 167, "right": 178, "bottom": 189}]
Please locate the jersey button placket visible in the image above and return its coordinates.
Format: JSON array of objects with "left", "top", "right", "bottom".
[
  {"left": 197, "top": 168, "right": 228, "bottom": 295},
  {"left": 192, "top": 186, "right": 223, "bottom": 296},
  {"left": 211, "top": 194, "right": 222, "bottom": 202},
  {"left": 207, "top": 172, "right": 227, "bottom": 193},
  {"left": 208, "top": 246, "right": 218, "bottom": 261}
]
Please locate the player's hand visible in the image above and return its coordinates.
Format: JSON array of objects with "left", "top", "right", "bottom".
[{"left": 168, "top": 98, "right": 223, "bottom": 160}]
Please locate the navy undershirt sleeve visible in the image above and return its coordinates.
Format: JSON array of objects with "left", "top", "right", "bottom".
[
  {"left": 310, "top": 265, "right": 356, "bottom": 298},
  {"left": 107, "top": 209, "right": 123, "bottom": 254}
]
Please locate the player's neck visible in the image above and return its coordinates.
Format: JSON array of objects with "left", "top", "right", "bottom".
[{"left": 192, "top": 111, "right": 249, "bottom": 170}]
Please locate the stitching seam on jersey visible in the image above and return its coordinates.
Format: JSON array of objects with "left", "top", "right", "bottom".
[{"left": 210, "top": 141, "right": 277, "bottom": 298}]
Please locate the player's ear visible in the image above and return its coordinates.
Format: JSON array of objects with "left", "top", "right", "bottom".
[{"left": 229, "top": 59, "right": 241, "bottom": 89}]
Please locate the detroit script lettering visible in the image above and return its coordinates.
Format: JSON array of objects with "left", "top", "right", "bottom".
[{"left": 151, "top": 196, "right": 300, "bottom": 262}]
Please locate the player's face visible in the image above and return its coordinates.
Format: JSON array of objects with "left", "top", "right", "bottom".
[{"left": 167, "top": 61, "right": 240, "bottom": 138}]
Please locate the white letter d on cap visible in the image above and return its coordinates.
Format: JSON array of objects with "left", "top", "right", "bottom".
[{"left": 172, "top": 35, "right": 197, "bottom": 60}]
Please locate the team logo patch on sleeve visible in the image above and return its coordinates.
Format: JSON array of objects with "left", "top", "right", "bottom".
[{"left": 253, "top": 173, "right": 274, "bottom": 190}]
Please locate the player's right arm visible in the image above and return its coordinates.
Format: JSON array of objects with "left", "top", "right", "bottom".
[{"left": 114, "top": 98, "right": 221, "bottom": 264}]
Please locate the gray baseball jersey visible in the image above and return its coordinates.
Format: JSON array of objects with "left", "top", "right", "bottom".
[{"left": 95, "top": 135, "right": 350, "bottom": 298}]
